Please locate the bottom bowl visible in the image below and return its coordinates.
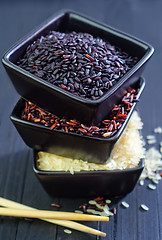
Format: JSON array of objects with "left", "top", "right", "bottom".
[{"left": 33, "top": 151, "right": 144, "bottom": 197}]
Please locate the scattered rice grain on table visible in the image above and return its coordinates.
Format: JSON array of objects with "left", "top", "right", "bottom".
[
  {"left": 37, "top": 111, "right": 145, "bottom": 174},
  {"left": 139, "top": 180, "right": 144, "bottom": 186},
  {"left": 152, "top": 179, "right": 159, "bottom": 185},
  {"left": 64, "top": 229, "right": 72, "bottom": 234},
  {"left": 140, "top": 204, "right": 149, "bottom": 211},
  {"left": 147, "top": 139, "right": 157, "bottom": 145},
  {"left": 146, "top": 135, "right": 156, "bottom": 140},
  {"left": 77, "top": 197, "right": 114, "bottom": 217},
  {"left": 146, "top": 135, "right": 156, "bottom": 145},
  {"left": 154, "top": 126, "right": 162, "bottom": 134},
  {"left": 121, "top": 201, "right": 129, "bottom": 208},
  {"left": 148, "top": 183, "right": 156, "bottom": 190}
]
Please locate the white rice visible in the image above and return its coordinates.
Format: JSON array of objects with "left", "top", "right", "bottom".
[
  {"left": 64, "top": 229, "right": 72, "bottom": 234},
  {"left": 147, "top": 139, "right": 157, "bottom": 145},
  {"left": 140, "top": 204, "right": 149, "bottom": 211},
  {"left": 121, "top": 201, "right": 129, "bottom": 208},
  {"left": 154, "top": 126, "right": 162, "bottom": 134},
  {"left": 140, "top": 147, "right": 162, "bottom": 182},
  {"left": 148, "top": 183, "right": 156, "bottom": 190},
  {"left": 37, "top": 111, "right": 145, "bottom": 174},
  {"left": 146, "top": 135, "right": 156, "bottom": 140},
  {"left": 139, "top": 180, "right": 144, "bottom": 186}
]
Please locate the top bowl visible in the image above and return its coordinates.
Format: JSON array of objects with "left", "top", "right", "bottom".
[{"left": 2, "top": 10, "right": 154, "bottom": 125}]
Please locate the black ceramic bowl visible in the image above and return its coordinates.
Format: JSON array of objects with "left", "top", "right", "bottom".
[
  {"left": 10, "top": 77, "right": 145, "bottom": 164},
  {"left": 33, "top": 150, "right": 144, "bottom": 197},
  {"left": 2, "top": 10, "right": 153, "bottom": 125}
]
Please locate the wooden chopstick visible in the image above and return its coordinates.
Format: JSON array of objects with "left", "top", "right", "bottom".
[
  {"left": 0, "top": 207, "right": 108, "bottom": 221},
  {"left": 0, "top": 197, "right": 106, "bottom": 237}
]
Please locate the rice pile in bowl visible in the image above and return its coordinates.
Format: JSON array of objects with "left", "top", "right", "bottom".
[{"left": 37, "top": 111, "right": 145, "bottom": 174}]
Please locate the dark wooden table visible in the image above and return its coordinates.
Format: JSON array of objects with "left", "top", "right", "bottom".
[{"left": 0, "top": 0, "right": 162, "bottom": 239}]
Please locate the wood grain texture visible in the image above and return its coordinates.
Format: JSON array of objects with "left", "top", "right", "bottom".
[{"left": 0, "top": 0, "right": 162, "bottom": 239}]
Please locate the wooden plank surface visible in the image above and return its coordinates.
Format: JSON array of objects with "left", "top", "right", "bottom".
[{"left": 0, "top": 0, "right": 162, "bottom": 239}]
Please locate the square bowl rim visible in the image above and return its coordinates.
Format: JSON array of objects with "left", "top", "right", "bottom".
[{"left": 2, "top": 9, "right": 153, "bottom": 105}]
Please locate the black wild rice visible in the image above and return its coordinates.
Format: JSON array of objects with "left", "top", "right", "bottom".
[{"left": 17, "top": 31, "right": 138, "bottom": 100}]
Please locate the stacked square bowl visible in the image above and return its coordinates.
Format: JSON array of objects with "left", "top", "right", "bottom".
[{"left": 2, "top": 10, "right": 154, "bottom": 197}]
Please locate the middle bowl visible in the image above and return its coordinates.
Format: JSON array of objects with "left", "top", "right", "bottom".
[{"left": 10, "top": 77, "right": 145, "bottom": 164}]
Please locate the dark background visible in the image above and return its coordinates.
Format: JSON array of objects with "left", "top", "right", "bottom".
[{"left": 0, "top": 0, "right": 162, "bottom": 239}]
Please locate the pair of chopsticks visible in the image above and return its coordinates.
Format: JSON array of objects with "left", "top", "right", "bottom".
[{"left": 0, "top": 197, "right": 107, "bottom": 237}]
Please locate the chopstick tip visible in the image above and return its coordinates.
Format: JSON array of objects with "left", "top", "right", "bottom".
[
  {"left": 104, "top": 216, "right": 109, "bottom": 222},
  {"left": 101, "top": 232, "right": 106, "bottom": 237}
]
